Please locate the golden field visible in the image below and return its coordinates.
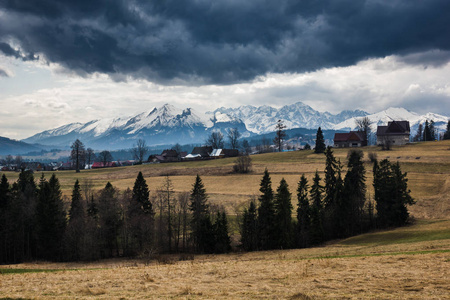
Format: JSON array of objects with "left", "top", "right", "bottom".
[
  {"left": 1, "top": 140, "right": 450, "bottom": 299},
  {"left": 2, "top": 140, "right": 450, "bottom": 218}
]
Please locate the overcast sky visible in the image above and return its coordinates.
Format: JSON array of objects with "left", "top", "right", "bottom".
[{"left": 1, "top": 0, "right": 450, "bottom": 139}]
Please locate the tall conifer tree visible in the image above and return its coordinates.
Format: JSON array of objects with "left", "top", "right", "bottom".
[
  {"left": 66, "top": 179, "right": 86, "bottom": 260},
  {"left": 257, "top": 169, "right": 276, "bottom": 250},
  {"left": 241, "top": 201, "right": 258, "bottom": 251},
  {"left": 0, "top": 174, "right": 10, "bottom": 263},
  {"left": 296, "top": 174, "right": 310, "bottom": 248},
  {"left": 343, "top": 150, "right": 366, "bottom": 236},
  {"left": 128, "top": 172, "right": 154, "bottom": 254},
  {"left": 274, "top": 178, "right": 293, "bottom": 249},
  {"left": 36, "top": 174, "right": 66, "bottom": 260},
  {"left": 214, "top": 211, "right": 231, "bottom": 253},
  {"left": 189, "top": 175, "right": 212, "bottom": 252},
  {"left": 309, "top": 171, "right": 324, "bottom": 245},
  {"left": 314, "top": 127, "right": 326, "bottom": 153}
]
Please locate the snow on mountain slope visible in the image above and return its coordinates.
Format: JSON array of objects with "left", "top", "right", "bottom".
[
  {"left": 334, "top": 107, "right": 449, "bottom": 133},
  {"left": 212, "top": 101, "right": 368, "bottom": 133},
  {"left": 22, "top": 102, "right": 449, "bottom": 149}
]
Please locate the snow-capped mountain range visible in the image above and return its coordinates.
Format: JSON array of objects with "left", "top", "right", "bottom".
[{"left": 22, "top": 102, "right": 449, "bottom": 150}]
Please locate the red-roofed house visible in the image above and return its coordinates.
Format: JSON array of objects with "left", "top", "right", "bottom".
[
  {"left": 333, "top": 131, "right": 366, "bottom": 148},
  {"left": 92, "top": 161, "right": 117, "bottom": 169}
]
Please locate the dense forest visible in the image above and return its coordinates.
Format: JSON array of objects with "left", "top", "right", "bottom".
[{"left": 0, "top": 148, "right": 414, "bottom": 263}]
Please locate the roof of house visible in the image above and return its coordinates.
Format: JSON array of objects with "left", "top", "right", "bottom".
[
  {"left": 191, "top": 146, "right": 213, "bottom": 157},
  {"left": 377, "top": 121, "right": 410, "bottom": 136},
  {"left": 210, "top": 149, "right": 223, "bottom": 157},
  {"left": 334, "top": 131, "right": 365, "bottom": 142},
  {"left": 222, "top": 149, "right": 239, "bottom": 157},
  {"left": 161, "top": 149, "right": 178, "bottom": 157}
]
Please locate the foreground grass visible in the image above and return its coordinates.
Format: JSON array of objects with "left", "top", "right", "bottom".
[{"left": 1, "top": 219, "right": 449, "bottom": 299}]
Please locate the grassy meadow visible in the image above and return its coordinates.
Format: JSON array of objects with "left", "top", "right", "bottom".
[
  {"left": 1, "top": 140, "right": 450, "bottom": 299},
  {"left": 2, "top": 140, "right": 449, "bottom": 218}
]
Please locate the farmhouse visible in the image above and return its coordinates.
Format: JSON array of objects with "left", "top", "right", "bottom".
[
  {"left": 191, "top": 146, "right": 213, "bottom": 158},
  {"left": 333, "top": 131, "right": 366, "bottom": 148},
  {"left": 376, "top": 120, "right": 410, "bottom": 146},
  {"left": 210, "top": 148, "right": 240, "bottom": 158}
]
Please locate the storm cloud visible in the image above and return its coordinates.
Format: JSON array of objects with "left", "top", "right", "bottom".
[{"left": 0, "top": 0, "right": 449, "bottom": 84}]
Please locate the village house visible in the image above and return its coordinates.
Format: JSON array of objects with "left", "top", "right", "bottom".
[
  {"left": 376, "top": 120, "right": 410, "bottom": 146},
  {"left": 333, "top": 131, "right": 366, "bottom": 148}
]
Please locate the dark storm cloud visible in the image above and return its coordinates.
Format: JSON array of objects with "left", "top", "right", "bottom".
[{"left": 0, "top": 0, "right": 449, "bottom": 84}]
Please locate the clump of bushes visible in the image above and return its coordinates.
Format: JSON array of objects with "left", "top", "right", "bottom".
[{"left": 233, "top": 155, "right": 252, "bottom": 173}]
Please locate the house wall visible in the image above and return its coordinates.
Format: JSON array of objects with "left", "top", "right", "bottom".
[
  {"left": 377, "top": 135, "right": 410, "bottom": 146},
  {"left": 334, "top": 141, "right": 362, "bottom": 148}
]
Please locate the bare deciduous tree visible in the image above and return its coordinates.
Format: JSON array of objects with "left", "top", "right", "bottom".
[
  {"left": 173, "top": 192, "right": 190, "bottom": 252},
  {"left": 98, "top": 150, "right": 113, "bottom": 167},
  {"left": 206, "top": 131, "right": 224, "bottom": 149},
  {"left": 5, "top": 155, "right": 13, "bottom": 166},
  {"left": 71, "top": 139, "right": 86, "bottom": 173},
  {"left": 227, "top": 128, "right": 241, "bottom": 149},
  {"left": 133, "top": 139, "right": 148, "bottom": 164},
  {"left": 355, "top": 117, "right": 372, "bottom": 145},
  {"left": 233, "top": 155, "right": 252, "bottom": 173},
  {"left": 86, "top": 148, "right": 96, "bottom": 169}
]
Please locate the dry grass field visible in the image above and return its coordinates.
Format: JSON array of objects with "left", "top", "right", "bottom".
[
  {"left": 2, "top": 140, "right": 449, "bottom": 217},
  {"left": 1, "top": 219, "right": 449, "bottom": 299},
  {"left": 1, "top": 140, "right": 450, "bottom": 299}
]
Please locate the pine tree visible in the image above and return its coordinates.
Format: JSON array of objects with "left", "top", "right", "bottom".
[
  {"left": 314, "top": 127, "right": 326, "bottom": 153},
  {"left": 274, "top": 178, "right": 293, "bottom": 249},
  {"left": 69, "top": 180, "right": 84, "bottom": 220},
  {"left": 429, "top": 120, "right": 436, "bottom": 141},
  {"left": 36, "top": 174, "right": 66, "bottom": 260},
  {"left": 322, "top": 147, "right": 341, "bottom": 240},
  {"left": 414, "top": 123, "right": 423, "bottom": 142},
  {"left": 423, "top": 120, "right": 432, "bottom": 141},
  {"left": 128, "top": 172, "right": 154, "bottom": 255},
  {"left": 189, "top": 175, "right": 211, "bottom": 252},
  {"left": 66, "top": 179, "right": 86, "bottom": 260},
  {"left": 0, "top": 174, "right": 10, "bottom": 263},
  {"left": 390, "top": 162, "right": 415, "bottom": 226},
  {"left": 273, "top": 120, "right": 287, "bottom": 152},
  {"left": 309, "top": 171, "right": 324, "bottom": 245},
  {"left": 132, "top": 172, "right": 152, "bottom": 213},
  {"left": 214, "top": 211, "right": 231, "bottom": 253},
  {"left": 11, "top": 170, "right": 37, "bottom": 262},
  {"left": 257, "top": 169, "right": 276, "bottom": 250},
  {"left": 98, "top": 182, "right": 122, "bottom": 257},
  {"left": 444, "top": 120, "right": 450, "bottom": 140},
  {"left": 296, "top": 174, "right": 310, "bottom": 248},
  {"left": 241, "top": 201, "right": 258, "bottom": 251},
  {"left": 343, "top": 150, "right": 366, "bottom": 236},
  {"left": 374, "top": 159, "right": 414, "bottom": 228}
]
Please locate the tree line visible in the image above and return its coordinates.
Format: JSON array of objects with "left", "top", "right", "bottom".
[
  {"left": 0, "top": 171, "right": 231, "bottom": 263},
  {"left": 240, "top": 147, "right": 414, "bottom": 251},
  {"left": 0, "top": 148, "right": 413, "bottom": 263}
]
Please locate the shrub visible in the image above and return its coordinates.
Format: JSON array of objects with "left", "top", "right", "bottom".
[
  {"left": 368, "top": 152, "right": 377, "bottom": 163},
  {"left": 233, "top": 155, "right": 252, "bottom": 173}
]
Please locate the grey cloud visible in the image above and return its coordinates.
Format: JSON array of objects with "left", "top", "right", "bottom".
[
  {"left": 0, "top": 0, "right": 449, "bottom": 84},
  {"left": 0, "top": 68, "right": 8, "bottom": 77}
]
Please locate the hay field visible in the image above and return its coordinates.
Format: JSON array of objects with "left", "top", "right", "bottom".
[
  {"left": 2, "top": 140, "right": 449, "bottom": 218},
  {"left": 1, "top": 219, "right": 449, "bottom": 299}
]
